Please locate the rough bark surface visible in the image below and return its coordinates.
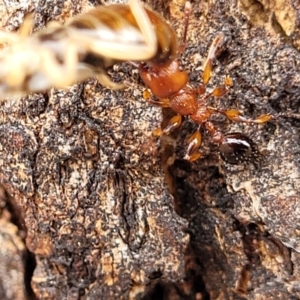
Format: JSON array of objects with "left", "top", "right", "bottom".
[{"left": 0, "top": 0, "right": 300, "bottom": 299}]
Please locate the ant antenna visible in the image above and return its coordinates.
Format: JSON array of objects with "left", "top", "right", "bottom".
[{"left": 178, "top": 1, "right": 192, "bottom": 54}]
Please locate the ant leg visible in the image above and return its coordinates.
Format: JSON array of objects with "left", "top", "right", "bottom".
[
  {"left": 143, "top": 90, "right": 171, "bottom": 107},
  {"left": 210, "top": 75, "right": 233, "bottom": 97},
  {"left": 197, "top": 37, "right": 230, "bottom": 100},
  {"left": 184, "top": 129, "right": 203, "bottom": 161},
  {"left": 178, "top": 1, "right": 192, "bottom": 54},
  {"left": 196, "top": 34, "right": 227, "bottom": 99},
  {"left": 152, "top": 114, "right": 182, "bottom": 138},
  {"left": 197, "top": 75, "right": 232, "bottom": 104},
  {"left": 212, "top": 108, "right": 272, "bottom": 124},
  {"left": 143, "top": 90, "right": 173, "bottom": 136},
  {"left": 2, "top": 39, "right": 37, "bottom": 88},
  {"left": 203, "top": 33, "right": 224, "bottom": 85},
  {"left": 147, "top": 98, "right": 170, "bottom": 107},
  {"left": 163, "top": 114, "right": 182, "bottom": 134}
]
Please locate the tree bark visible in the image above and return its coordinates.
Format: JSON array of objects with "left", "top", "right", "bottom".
[{"left": 0, "top": 0, "right": 300, "bottom": 299}]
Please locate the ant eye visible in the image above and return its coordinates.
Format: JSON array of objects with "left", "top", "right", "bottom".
[{"left": 219, "top": 133, "right": 261, "bottom": 164}]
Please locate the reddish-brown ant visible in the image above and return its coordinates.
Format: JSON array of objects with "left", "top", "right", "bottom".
[
  {"left": 1, "top": 0, "right": 290, "bottom": 165},
  {"left": 138, "top": 2, "right": 272, "bottom": 164}
]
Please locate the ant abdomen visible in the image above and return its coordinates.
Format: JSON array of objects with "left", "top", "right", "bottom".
[{"left": 219, "top": 133, "right": 262, "bottom": 164}]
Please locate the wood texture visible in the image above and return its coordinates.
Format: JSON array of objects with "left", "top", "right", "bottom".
[{"left": 0, "top": 0, "right": 300, "bottom": 299}]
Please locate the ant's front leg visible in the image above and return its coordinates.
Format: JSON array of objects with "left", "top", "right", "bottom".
[
  {"left": 143, "top": 90, "right": 183, "bottom": 136},
  {"left": 184, "top": 129, "right": 204, "bottom": 162},
  {"left": 143, "top": 90, "right": 171, "bottom": 108}
]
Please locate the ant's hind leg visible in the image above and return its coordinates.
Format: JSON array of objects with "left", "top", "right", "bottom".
[{"left": 214, "top": 108, "right": 272, "bottom": 124}]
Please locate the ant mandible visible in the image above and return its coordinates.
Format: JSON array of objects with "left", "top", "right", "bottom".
[{"left": 137, "top": 2, "right": 272, "bottom": 164}]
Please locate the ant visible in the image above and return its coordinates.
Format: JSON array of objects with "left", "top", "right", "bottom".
[
  {"left": 136, "top": 2, "right": 272, "bottom": 164},
  {"left": 0, "top": 0, "right": 294, "bottom": 164}
]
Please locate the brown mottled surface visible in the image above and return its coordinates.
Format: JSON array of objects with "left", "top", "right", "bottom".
[
  {"left": 0, "top": 185, "right": 34, "bottom": 300},
  {"left": 0, "top": 0, "right": 300, "bottom": 299}
]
